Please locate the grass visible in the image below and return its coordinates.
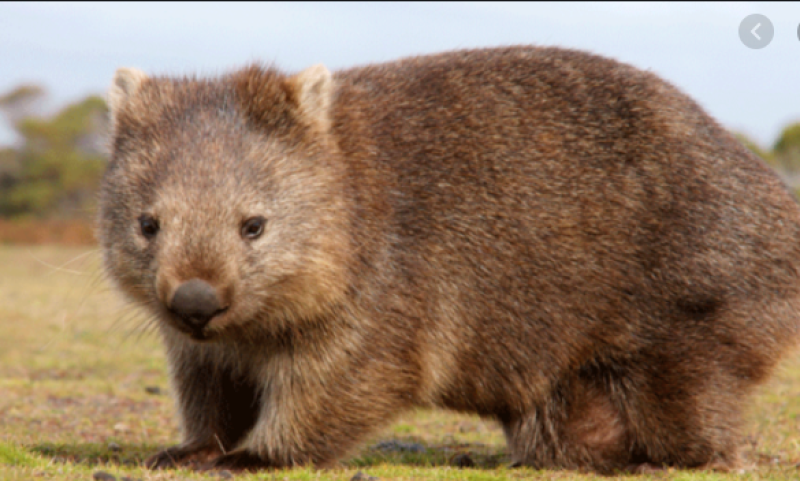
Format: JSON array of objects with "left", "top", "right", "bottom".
[{"left": 1, "top": 245, "right": 800, "bottom": 480}]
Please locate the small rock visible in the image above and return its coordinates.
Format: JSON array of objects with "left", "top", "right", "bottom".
[
  {"left": 144, "top": 385, "right": 162, "bottom": 395},
  {"left": 452, "top": 453, "right": 475, "bottom": 468},
  {"left": 373, "top": 440, "right": 426, "bottom": 453},
  {"left": 93, "top": 471, "right": 117, "bottom": 481},
  {"left": 350, "top": 471, "right": 379, "bottom": 481},
  {"left": 108, "top": 442, "right": 121, "bottom": 452}
]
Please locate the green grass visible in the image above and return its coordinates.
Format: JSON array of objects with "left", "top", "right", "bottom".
[{"left": 2, "top": 245, "right": 800, "bottom": 480}]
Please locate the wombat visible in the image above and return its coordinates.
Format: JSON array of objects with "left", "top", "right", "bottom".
[{"left": 99, "top": 46, "right": 800, "bottom": 473}]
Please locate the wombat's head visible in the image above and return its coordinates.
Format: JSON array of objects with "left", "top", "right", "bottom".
[{"left": 99, "top": 65, "right": 352, "bottom": 342}]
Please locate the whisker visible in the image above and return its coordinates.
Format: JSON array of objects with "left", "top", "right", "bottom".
[{"left": 26, "top": 249, "right": 92, "bottom": 276}]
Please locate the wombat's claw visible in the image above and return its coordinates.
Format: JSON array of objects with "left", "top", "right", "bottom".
[
  {"left": 145, "top": 444, "right": 220, "bottom": 469},
  {"left": 206, "top": 451, "right": 271, "bottom": 471},
  {"left": 145, "top": 447, "right": 183, "bottom": 469}
]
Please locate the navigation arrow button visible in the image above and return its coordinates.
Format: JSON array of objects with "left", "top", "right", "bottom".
[{"left": 739, "top": 14, "right": 773, "bottom": 49}]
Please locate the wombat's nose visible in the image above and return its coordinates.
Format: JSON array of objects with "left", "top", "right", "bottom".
[{"left": 169, "top": 279, "right": 225, "bottom": 330}]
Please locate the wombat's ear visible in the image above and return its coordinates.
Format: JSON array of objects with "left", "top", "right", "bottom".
[
  {"left": 108, "top": 67, "right": 148, "bottom": 128},
  {"left": 285, "top": 64, "right": 333, "bottom": 131}
]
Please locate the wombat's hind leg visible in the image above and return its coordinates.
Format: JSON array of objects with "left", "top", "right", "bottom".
[{"left": 503, "top": 371, "right": 634, "bottom": 473}]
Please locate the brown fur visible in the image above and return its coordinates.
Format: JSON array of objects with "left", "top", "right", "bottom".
[{"left": 99, "top": 46, "right": 800, "bottom": 473}]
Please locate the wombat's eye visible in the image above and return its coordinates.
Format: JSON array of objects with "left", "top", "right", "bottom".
[
  {"left": 241, "top": 216, "right": 266, "bottom": 240},
  {"left": 138, "top": 215, "right": 159, "bottom": 239}
]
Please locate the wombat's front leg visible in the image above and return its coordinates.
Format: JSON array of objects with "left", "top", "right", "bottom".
[
  {"left": 146, "top": 343, "right": 261, "bottom": 469},
  {"left": 206, "top": 350, "right": 415, "bottom": 470}
]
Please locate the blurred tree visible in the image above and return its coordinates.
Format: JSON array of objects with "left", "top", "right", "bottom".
[
  {"left": 0, "top": 84, "right": 46, "bottom": 128},
  {"left": 774, "top": 122, "right": 800, "bottom": 172},
  {"left": 0, "top": 148, "right": 21, "bottom": 214},
  {"left": 0, "top": 90, "right": 109, "bottom": 219}
]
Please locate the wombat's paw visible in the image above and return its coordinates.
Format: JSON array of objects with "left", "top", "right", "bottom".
[
  {"left": 205, "top": 450, "right": 273, "bottom": 472},
  {"left": 145, "top": 444, "right": 221, "bottom": 469}
]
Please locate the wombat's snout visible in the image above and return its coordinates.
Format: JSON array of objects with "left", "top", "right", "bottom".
[{"left": 168, "top": 279, "right": 227, "bottom": 333}]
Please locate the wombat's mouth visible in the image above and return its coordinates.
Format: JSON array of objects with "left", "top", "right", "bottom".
[
  {"left": 164, "top": 306, "right": 229, "bottom": 342},
  {"left": 175, "top": 321, "right": 221, "bottom": 343},
  {"left": 189, "top": 329, "right": 214, "bottom": 342}
]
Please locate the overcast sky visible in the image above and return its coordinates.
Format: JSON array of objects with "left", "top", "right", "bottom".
[{"left": 1, "top": 2, "right": 798, "bottom": 147}]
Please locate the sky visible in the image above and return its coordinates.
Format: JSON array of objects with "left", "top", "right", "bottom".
[{"left": 1, "top": 2, "right": 799, "bottom": 148}]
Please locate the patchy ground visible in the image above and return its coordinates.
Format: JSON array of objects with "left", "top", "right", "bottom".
[{"left": 2, "top": 245, "right": 800, "bottom": 480}]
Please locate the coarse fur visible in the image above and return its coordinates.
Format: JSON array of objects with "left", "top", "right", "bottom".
[{"left": 99, "top": 46, "right": 800, "bottom": 474}]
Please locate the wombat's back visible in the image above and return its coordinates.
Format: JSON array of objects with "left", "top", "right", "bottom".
[{"left": 331, "top": 46, "right": 800, "bottom": 415}]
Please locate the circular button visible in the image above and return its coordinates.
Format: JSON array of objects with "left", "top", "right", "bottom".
[{"left": 739, "top": 14, "right": 774, "bottom": 49}]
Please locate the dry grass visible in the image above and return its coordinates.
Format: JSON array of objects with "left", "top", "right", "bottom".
[
  {"left": 2, "top": 245, "right": 800, "bottom": 480},
  {"left": 0, "top": 219, "right": 96, "bottom": 246}
]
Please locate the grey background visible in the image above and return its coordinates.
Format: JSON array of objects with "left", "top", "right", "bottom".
[{"left": 1, "top": 2, "right": 799, "bottom": 147}]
